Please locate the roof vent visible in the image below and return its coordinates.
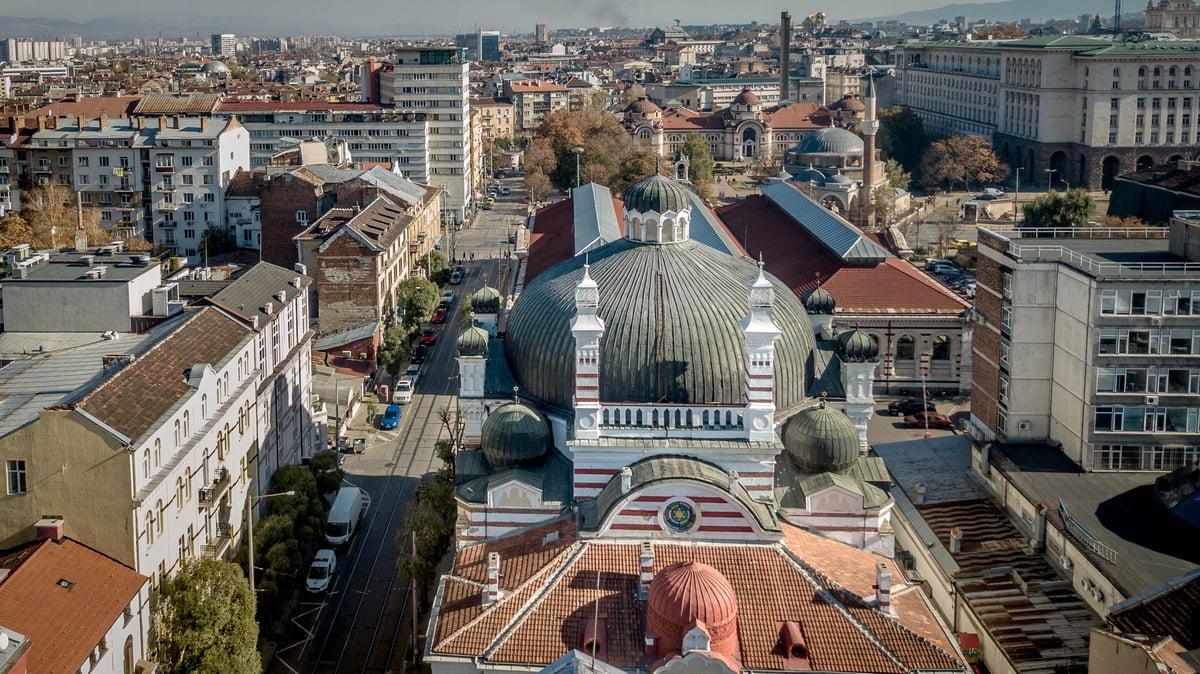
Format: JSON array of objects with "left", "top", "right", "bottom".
[
  {"left": 779, "top": 621, "right": 811, "bottom": 664},
  {"left": 275, "top": 290, "right": 287, "bottom": 303},
  {"left": 35, "top": 516, "right": 64, "bottom": 541},
  {"left": 262, "top": 302, "right": 274, "bottom": 314}
]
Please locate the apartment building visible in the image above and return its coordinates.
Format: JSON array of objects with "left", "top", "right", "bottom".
[
  {"left": 377, "top": 47, "right": 471, "bottom": 225},
  {"left": 505, "top": 80, "right": 569, "bottom": 132},
  {"left": 470, "top": 97, "right": 515, "bottom": 141},
  {"left": 970, "top": 220, "right": 1200, "bottom": 473},
  {"left": 895, "top": 36, "right": 1200, "bottom": 190},
  {"left": 211, "top": 33, "right": 236, "bottom": 58}
]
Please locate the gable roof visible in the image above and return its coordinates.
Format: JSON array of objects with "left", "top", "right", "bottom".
[
  {"left": 1109, "top": 566, "right": 1200, "bottom": 649},
  {"left": 0, "top": 538, "right": 146, "bottom": 674},
  {"left": 572, "top": 183, "right": 622, "bottom": 255},
  {"left": 761, "top": 182, "right": 891, "bottom": 262},
  {"left": 302, "top": 194, "right": 413, "bottom": 252},
  {"left": 208, "top": 262, "right": 311, "bottom": 320}
]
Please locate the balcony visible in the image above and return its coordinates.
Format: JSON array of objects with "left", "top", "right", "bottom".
[
  {"left": 157, "top": 202, "right": 178, "bottom": 211},
  {"left": 0, "top": 165, "right": 9, "bottom": 173},
  {"left": 154, "top": 165, "right": 175, "bottom": 173},
  {"left": 197, "top": 467, "right": 230, "bottom": 506},
  {"left": 200, "top": 536, "right": 231, "bottom": 560},
  {"left": 215, "top": 521, "right": 233, "bottom": 538},
  {"left": 33, "top": 165, "right": 52, "bottom": 173}
]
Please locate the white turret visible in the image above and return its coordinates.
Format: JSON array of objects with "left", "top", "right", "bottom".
[
  {"left": 570, "top": 264, "right": 605, "bottom": 439},
  {"left": 740, "top": 260, "right": 783, "bottom": 442}
]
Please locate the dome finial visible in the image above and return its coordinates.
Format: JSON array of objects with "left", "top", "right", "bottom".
[{"left": 512, "top": 385, "right": 519, "bottom": 404}]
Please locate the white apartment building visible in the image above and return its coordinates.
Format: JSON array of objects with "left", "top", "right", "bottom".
[
  {"left": 211, "top": 33, "right": 236, "bottom": 58},
  {"left": 377, "top": 47, "right": 471, "bottom": 225},
  {"left": 895, "top": 36, "right": 1200, "bottom": 190},
  {"left": 26, "top": 115, "right": 248, "bottom": 260}
]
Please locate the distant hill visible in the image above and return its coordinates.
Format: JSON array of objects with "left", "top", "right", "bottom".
[
  {"left": 0, "top": 15, "right": 453, "bottom": 41},
  {"left": 866, "top": 0, "right": 1121, "bottom": 25}
]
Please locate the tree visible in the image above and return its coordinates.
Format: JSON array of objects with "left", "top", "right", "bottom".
[
  {"left": 380, "top": 325, "right": 413, "bottom": 382},
  {"left": 0, "top": 213, "right": 33, "bottom": 251},
  {"left": 883, "top": 158, "right": 911, "bottom": 190},
  {"left": 872, "top": 185, "right": 898, "bottom": 227},
  {"left": 416, "top": 250, "right": 450, "bottom": 285},
  {"left": 307, "top": 449, "right": 346, "bottom": 496},
  {"left": 21, "top": 182, "right": 85, "bottom": 248},
  {"left": 153, "top": 558, "right": 259, "bottom": 674},
  {"left": 620, "top": 84, "right": 647, "bottom": 106},
  {"left": 396, "top": 412, "right": 459, "bottom": 612},
  {"left": 1021, "top": 189, "right": 1096, "bottom": 229},
  {"left": 525, "top": 169, "right": 553, "bottom": 203},
  {"left": 523, "top": 138, "right": 558, "bottom": 178},
  {"left": 918, "top": 135, "right": 1003, "bottom": 192},
  {"left": 395, "top": 277, "right": 439, "bottom": 328},
  {"left": 877, "top": 107, "right": 929, "bottom": 179},
  {"left": 679, "top": 134, "right": 714, "bottom": 186}
]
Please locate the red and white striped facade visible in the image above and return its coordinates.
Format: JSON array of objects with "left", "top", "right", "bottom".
[
  {"left": 570, "top": 445, "right": 779, "bottom": 503},
  {"left": 779, "top": 487, "right": 895, "bottom": 554},
  {"left": 591, "top": 484, "right": 775, "bottom": 541},
  {"left": 456, "top": 479, "right": 564, "bottom": 547}
]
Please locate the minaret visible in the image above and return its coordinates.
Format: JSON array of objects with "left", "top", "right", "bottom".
[
  {"left": 740, "top": 259, "right": 783, "bottom": 442},
  {"left": 570, "top": 263, "right": 605, "bottom": 440},
  {"left": 860, "top": 72, "right": 879, "bottom": 229}
]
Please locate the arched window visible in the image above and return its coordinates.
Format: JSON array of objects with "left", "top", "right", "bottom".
[
  {"left": 1154, "top": 66, "right": 1162, "bottom": 77},
  {"left": 142, "top": 449, "right": 150, "bottom": 479},
  {"left": 156, "top": 499, "right": 164, "bottom": 533},
  {"left": 201, "top": 394, "right": 207, "bottom": 419},
  {"left": 932, "top": 335, "right": 952, "bottom": 361},
  {"left": 173, "top": 420, "right": 181, "bottom": 446},
  {"left": 183, "top": 411, "right": 190, "bottom": 437},
  {"left": 896, "top": 335, "right": 916, "bottom": 360},
  {"left": 176, "top": 477, "right": 184, "bottom": 511},
  {"left": 1170, "top": 66, "right": 1178, "bottom": 77},
  {"left": 1113, "top": 67, "right": 1120, "bottom": 77},
  {"left": 146, "top": 511, "right": 156, "bottom": 544},
  {"left": 154, "top": 439, "right": 161, "bottom": 467},
  {"left": 638, "top": 127, "right": 651, "bottom": 140}
]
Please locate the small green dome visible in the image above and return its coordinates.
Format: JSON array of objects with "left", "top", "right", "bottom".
[
  {"left": 782, "top": 403, "right": 860, "bottom": 473},
  {"left": 480, "top": 402, "right": 552, "bottom": 468},
  {"left": 456, "top": 325, "right": 489, "bottom": 357},
  {"left": 803, "top": 286, "right": 836, "bottom": 315},
  {"left": 624, "top": 173, "right": 691, "bottom": 215},
  {"left": 471, "top": 285, "right": 501, "bottom": 314},
  {"left": 837, "top": 328, "right": 879, "bottom": 362}
]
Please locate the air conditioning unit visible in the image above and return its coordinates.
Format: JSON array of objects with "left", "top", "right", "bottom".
[
  {"left": 1150, "top": 316, "right": 1164, "bottom": 327},
  {"left": 1059, "top": 554, "right": 1073, "bottom": 569},
  {"left": 1145, "top": 395, "right": 1159, "bottom": 405},
  {"left": 1017, "top": 421, "right": 1030, "bottom": 431}
]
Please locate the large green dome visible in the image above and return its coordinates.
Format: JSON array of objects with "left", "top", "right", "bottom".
[
  {"left": 624, "top": 173, "right": 692, "bottom": 214},
  {"left": 480, "top": 402, "right": 552, "bottom": 468},
  {"left": 782, "top": 403, "right": 860, "bottom": 473},
  {"left": 504, "top": 238, "right": 815, "bottom": 410}
]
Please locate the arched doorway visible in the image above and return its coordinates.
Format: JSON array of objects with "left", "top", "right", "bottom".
[
  {"left": 1169, "top": 154, "right": 1184, "bottom": 163},
  {"left": 1137, "top": 155, "right": 1155, "bottom": 171},
  {"left": 1102, "top": 156, "right": 1121, "bottom": 190},
  {"left": 821, "top": 195, "right": 844, "bottom": 213},
  {"left": 1079, "top": 154, "right": 1088, "bottom": 189},
  {"left": 1027, "top": 148, "right": 1036, "bottom": 176},
  {"left": 1049, "top": 151, "right": 1068, "bottom": 189},
  {"left": 741, "top": 127, "right": 758, "bottom": 160}
]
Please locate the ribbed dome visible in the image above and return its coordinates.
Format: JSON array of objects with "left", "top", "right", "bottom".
[
  {"left": 504, "top": 239, "right": 815, "bottom": 410},
  {"left": 782, "top": 403, "right": 861, "bottom": 473},
  {"left": 827, "top": 173, "right": 853, "bottom": 185},
  {"left": 791, "top": 127, "right": 864, "bottom": 157},
  {"left": 471, "top": 285, "right": 501, "bottom": 314},
  {"left": 480, "top": 402, "right": 552, "bottom": 468},
  {"left": 732, "top": 88, "right": 761, "bottom": 106},
  {"left": 624, "top": 174, "right": 691, "bottom": 215},
  {"left": 456, "top": 324, "right": 489, "bottom": 357},
  {"left": 829, "top": 95, "right": 865, "bottom": 112},
  {"left": 625, "top": 96, "right": 661, "bottom": 115},
  {"left": 803, "top": 286, "right": 836, "bottom": 315},
  {"left": 837, "top": 328, "right": 879, "bottom": 362},
  {"left": 794, "top": 168, "right": 827, "bottom": 184},
  {"left": 203, "top": 60, "right": 231, "bottom": 74},
  {"left": 647, "top": 561, "right": 739, "bottom": 656}
]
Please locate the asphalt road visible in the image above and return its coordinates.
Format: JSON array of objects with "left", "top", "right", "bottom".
[{"left": 268, "top": 178, "right": 526, "bottom": 674}]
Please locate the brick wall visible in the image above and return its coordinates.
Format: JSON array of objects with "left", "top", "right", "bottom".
[
  {"left": 336, "top": 179, "right": 383, "bottom": 210},
  {"left": 260, "top": 175, "right": 321, "bottom": 269},
  {"left": 971, "top": 254, "right": 1005, "bottom": 434},
  {"left": 317, "top": 232, "right": 380, "bottom": 331}
]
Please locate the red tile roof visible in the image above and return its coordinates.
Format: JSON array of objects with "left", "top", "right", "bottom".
[
  {"left": 30, "top": 96, "right": 142, "bottom": 119},
  {"left": 0, "top": 539, "right": 146, "bottom": 674},
  {"left": 431, "top": 520, "right": 962, "bottom": 673},
  {"left": 74, "top": 307, "right": 253, "bottom": 442},
  {"left": 716, "top": 196, "right": 968, "bottom": 315}
]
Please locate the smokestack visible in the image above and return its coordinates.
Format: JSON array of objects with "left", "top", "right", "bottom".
[
  {"left": 1032, "top": 503, "right": 1048, "bottom": 551},
  {"left": 780, "top": 12, "right": 792, "bottom": 103},
  {"left": 484, "top": 552, "right": 500, "bottom": 605},
  {"left": 875, "top": 562, "right": 893, "bottom": 614},
  {"left": 639, "top": 541, "right": 654, "bottom": 600}
]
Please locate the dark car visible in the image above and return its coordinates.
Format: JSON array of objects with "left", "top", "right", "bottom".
[
  {"left": 887, "top": 398, "right": 937, "bottom": 416},
  {"left": 411, "top": 344, "right": 428, "bottom": 364},
  {"left": 502, "top": 187, "right": 511, "bottom": 196},
  {"left": 450, "top": 268, "right": 464, "bottom": 285},
  {"left": 420, "top": 328, "right": 438, "bottom": 346},
  {"left": 904, "top": 412, "right": 954, "bottom": 429},
  {"left": 432, "top": 307, "right": 448, "bottom": 324}
]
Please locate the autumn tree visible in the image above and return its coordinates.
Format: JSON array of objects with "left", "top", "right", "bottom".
[
  {"left": 919, "top": 135, "right": 1003, "bottom": 192},
  {"left": 872, "top": 185, "right": 898, "bottom": 227},
  {"left": 153, "top": 559, "right": 259, "bottom": 674},
  {"left": 1021, "top": 189, "right": 1096, "bottom": 229},
  {"left": 0, "top": 213, "right": 33, "bottom": 251},
  {"left": 884, "top": 158, "right": 911, "bottom": 190},
  {"left": 525, "top": 169, "right": 553, "bottom": 203}
]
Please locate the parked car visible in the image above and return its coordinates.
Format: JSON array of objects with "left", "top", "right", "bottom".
[
  {"left": 450, "top": 267, "right": 464, "bottom": 284},
  {"left": 495, "top": 170, "right": 505, "bottom": 179},
  {"left": 306, "top": 549, "right": 337, "bottom": 593},
  {"left": 420, "top": 328, "right": 438, "bottom": 346},
  {"left": 441, "top": 289, "right": 456, "bottom": 305},
  {"left": 904, "top": 412, "right": 954, "bottom": 429},
  {"left": 411, "top": 344, "right": 428, "bottom": 364},
  {"left": 405, "top": 364, "right": 422, "bottom": 384},
  {"left": 502, "top": 187, "right": 511, "bottom": 196},
  {"left": 982, "top": 187, "right": 1005, "bottom": 197},
  {"left": 394, "top": 378, "right": 414, "bottom": 404},
  {"left": 432, "top": 307, "right": 448, "bottom": 324},
  {"left": 380, "top": 404, "right": 402, "bottom": 430},
  {"left": 924, "top": 259, "right": 956, "bottom": 272},
  {"left": 887, "top": 398, "right": 937, "bottom": 416}
]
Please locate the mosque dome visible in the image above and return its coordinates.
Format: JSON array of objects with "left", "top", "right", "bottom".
[
  {"left": 791, "top": 127, "right": 864, "bottom": 157},
  {"left": 782, "top": 402, "right": 861, "bottom": 473},
  {"left": 732, "top": 88, "right": 761, "bottom": 106},
  {"left": 829, "top": 95, "right": 865, "bottom": 112},
  {"left": 793, "top": 168, "right": 827, "bottom": 184},
  {"left": 837, "top": 328, "right": 879, "bottom": 362},
  {"left": 647, "top": 561, "right": 739, "bottom": 656},
  {"left": 479, "top": 402, "right": 552, "bottom": 468},
  {"left": 826, "top": 173, "right": 853, "bottom": 185},
  {"left": 625, "top": 96, "right": 662, "bottom": 115},
  {"left": 471, "top": 285, "right": 502, "bottom": 314},
  {"left": 455, "top": 324, "right": 489, "bottom": 357},
  {"left": 624, "top": 173, "right": 692, "bottom": 215},
  {"left": 803, "top": 286, "right": 836, "bottom": 315}
]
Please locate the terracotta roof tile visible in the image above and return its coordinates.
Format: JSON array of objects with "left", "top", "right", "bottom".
[
  {"left": 75, "top": 307, "right": 252, "bottom": 442},
  {"left": 0, "top": 539, "right": 146, "bottom": 674}
]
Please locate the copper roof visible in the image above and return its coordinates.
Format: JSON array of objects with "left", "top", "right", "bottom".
[
  {"left": 431, "top": 519, "right": 962, "bottom": 672},
  {"left": 0, "top": 539, "right": 146, "bottom": 673}
]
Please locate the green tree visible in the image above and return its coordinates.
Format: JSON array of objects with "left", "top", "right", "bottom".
[
  {"left": 153, "top": 558, "right": 259, "bottom": 674},
  {"left": 872, "top": 184, "right": 898, "bottom": 227},
  {"left": 918, "top": 135, "right": 1003, "bottom": 192},
  {"left": 396, "top": 431, "right": 458, "bottom": 612},
  {"left": 610, "top": 149, "right": 657, "bottom": 197},
  {"left": 877, "top": 107, "right": 929, "bottom": 178},
  {"left": 381, "top": 325, "right": 414, "bottom": 382},
  {"left": 883, "top": 158, "right": 911, "bottom": 190},
  {"left": 417, "top": 250, "right": 450, "bottom": 285},
  {"left": 395, "top": 277, "right": 439, "bottom": 328},
  {"left": 308, "top": 449, "right": 346, "bottom": 496},
  {"left": 199, "top": 225, "right": 237, "bottom": 257},
  {"left": 1021, "top": 189, "right": 1096, "bottom": 229},
  {"left": 679, "top": 133, "right": 714, "bottom": 186}
]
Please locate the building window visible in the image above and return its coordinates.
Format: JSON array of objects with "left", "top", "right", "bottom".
[
  {"left": 895, "top": 335, "right": 916, "bottom": 360},
  {"left": 296, "top": 210, "right": 308, "bottom": 225},
  {"left": 181, "top": 156, "right": 193, "bottom": 167},
  {"left": 146, "top": 511, "right": 156, "bottom": 545},
  {"left": 6, "top": 460, "right": 27, "bottom": 495}
]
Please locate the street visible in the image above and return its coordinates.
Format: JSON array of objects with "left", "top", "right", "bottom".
[{"left": 267, "top": 177, "right": 526, "bottom": 674}]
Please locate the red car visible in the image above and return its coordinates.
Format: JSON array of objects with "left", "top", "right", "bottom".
[
  {"left": 904, "top": 412, "right": 954, "bottom": 429},
  {"left": 432, "top": 307, "right": 448, "bottom": 324},
  {"left": 420, "top": 328, "right": 438, "bottom": 346}
]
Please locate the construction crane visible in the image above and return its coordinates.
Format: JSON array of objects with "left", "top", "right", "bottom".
[{"left": 1114, "top": 0, "right": 1123, "bottom": 34}]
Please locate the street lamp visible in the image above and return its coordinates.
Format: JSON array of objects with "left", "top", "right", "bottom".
[
  {"left": 245, "top": 479, "right": 296, "bottom": 594},
  {"left": 1045, "top": 168, "right": 1056, "bottom": 192},
  {"left": 572, "top": 147, "right": 584, "bottom": 188}
]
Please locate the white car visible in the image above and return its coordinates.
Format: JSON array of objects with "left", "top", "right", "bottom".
[
  {"left": 395, "top": 378, "right": 414, "bottom": 404},
  {"left": 405, "top": 364, "right": 421, "bottom": 385},
  {"left": 306, "top": 549, "right": 337, "bottom": 593}
]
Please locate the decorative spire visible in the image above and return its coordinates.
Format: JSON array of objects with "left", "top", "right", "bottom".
[
  {"left": 575, "top": 261, "right": 599, "bottom": 310},
  {"left": 749, "top": 256, "right": 774, "bottom": 309}
]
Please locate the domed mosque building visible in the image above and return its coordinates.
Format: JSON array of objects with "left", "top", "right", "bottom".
[{"left": 430, "top": 173, "right": 965, "bottom": 674}]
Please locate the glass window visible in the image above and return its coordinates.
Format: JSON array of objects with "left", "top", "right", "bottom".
[
  {"left": 6, "top": 460, "right": 26, "bottom": 494},
  {"left": 895, "top": 335, "right": 915, "bottom": 360}
]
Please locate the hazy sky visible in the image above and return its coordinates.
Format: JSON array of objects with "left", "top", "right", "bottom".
[{"left": 25, "top": 0, "right": 978, "bottom": 34}]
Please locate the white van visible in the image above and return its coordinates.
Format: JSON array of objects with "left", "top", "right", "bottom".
[{"left": 325, "top": 486, "right": 368, "bottom": 546}]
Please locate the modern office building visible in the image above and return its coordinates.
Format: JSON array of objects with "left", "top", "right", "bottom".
[
  {"left": 211, "top": 33, "right": 236, "bottom": 58},
  {"left": 457, "top": 30, "right": 501, "bottom": 62}
]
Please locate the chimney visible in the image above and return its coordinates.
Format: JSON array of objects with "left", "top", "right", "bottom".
[
  {"left": 200, "top": 117, "right": 208, "bottom": 132},
  {"left": 138, "top": 116, "right": 145, "bottom": 130},
  {"left": 35, "top": 516, "right": 65, "bottom": 541},
  {"left": 37, "top": 116, "right": 46, "bottom": 131},
  {"left": 98, "top": 113, "right": 107, "bottom": 129},
  {"left": 484, "top": 552, "right": 501, "bottom": 605},
  {"left": 639, "top": 541, "right": 654, "bottom": 600},
  {"left": 913, "top": 482, "right": 926, "bottom": 505},
  {"left": 263, "top": 301, "right": 273, "bottom": 314},
  {"left": 780, "top": 621, "right": 809, "bottom": 662},
  {"left": 727, "top": 469, "right": 739, "bottom": 493},
  {"left": 950, "top": 526, "right": 963, "bottom": 554},
  {"left": 875, "top": 562, "right": 893, "bottom": 614},
  {"left": 158, "top": 116, "right": 166, "bottom": 132},
  {"left": 76, "top": 115, "right": 84, "bottom": 131},
  {"left": 581, "top": 619, "right": 606, "bottom": 658},
  {"left": 274, "top": 290, "right": 286, "bottom": 303},
  {"left": 644, "top": 633, "right": 657, "bottom": 662},
  {"left": 620, "top": 466, "right": 632, "bottom": 493},
  {"left": 293, "top": 262, "right": 307, "bottom": 276},
  {"left": 1031, "top": 503, "right": 1048, "bottom": 551}
]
